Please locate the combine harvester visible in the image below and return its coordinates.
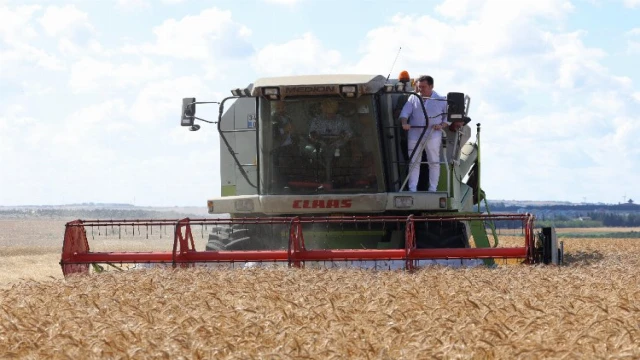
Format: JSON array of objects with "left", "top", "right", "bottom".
[{"left": 61, "top": 72, "right": 562, "bottom": 277}]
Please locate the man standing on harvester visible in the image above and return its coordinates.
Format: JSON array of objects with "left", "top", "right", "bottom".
[{"left": 398, "top": 75, "right": 449, "bottom": 192}]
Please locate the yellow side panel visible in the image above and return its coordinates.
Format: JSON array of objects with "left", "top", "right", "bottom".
[{"left": 221, "top": 185, "right": 237, "bottom": 197}]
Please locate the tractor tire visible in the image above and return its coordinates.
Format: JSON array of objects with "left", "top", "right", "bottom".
[
  {"left": 206, "top": 223, "right": 289, "bottom": 251},
  {"left": 206, "top": 225, "right": 252, "bottom": 251}
]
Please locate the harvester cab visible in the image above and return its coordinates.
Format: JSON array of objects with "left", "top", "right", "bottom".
[
  {"left": 184, "top": 74, "right": 475, "bottom": 209},
  {"left": 59, "top": 73, "right": 562, "bottom": 277}
]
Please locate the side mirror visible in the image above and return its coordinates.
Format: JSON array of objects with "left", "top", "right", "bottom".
[
  {"left": 181, "top": 97, "right": 196, "bottom": 127},
  {"left": 446, "top": 92, "right": 465, "bottom": 124}
]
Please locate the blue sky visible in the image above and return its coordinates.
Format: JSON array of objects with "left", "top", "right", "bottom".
[{"left": 1, "top": 0, "right": 639, "bottom": 206}]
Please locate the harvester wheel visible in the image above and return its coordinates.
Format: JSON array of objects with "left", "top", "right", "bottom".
[
  {"left": 206, "top": 225, "right": 252, "bottom": 251},
  {"left": 534, "top": 227, "right": 562, "bottom": 265},
  {"left": 206, "top": 223, "right": 288, "bottom": 251}
]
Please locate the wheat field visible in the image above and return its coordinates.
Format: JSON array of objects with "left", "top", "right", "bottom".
[{"left": 0, "top": 219, "right": 639, "bottom": 359}]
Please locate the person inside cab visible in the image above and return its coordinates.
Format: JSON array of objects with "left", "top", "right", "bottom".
[
  {"left": 307, "top": 99, "right": 354, "bottom": 189},
  {"left": 270, "top": 101, "right": 300, "bottom": 190},
  {"left": 272, "top": 101, "right": 295, "bottom": 147},
  {"left": 308, "top": 99, "right": 353, "bottom": 150}
]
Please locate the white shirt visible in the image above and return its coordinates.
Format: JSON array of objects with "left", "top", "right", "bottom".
[{"left": 399, "top": 90, "right": 448, "bottom": 141}]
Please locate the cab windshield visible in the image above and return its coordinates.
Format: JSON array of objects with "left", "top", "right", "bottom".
[{"left": 259, "top": 96, "right": 385, "bottom": 195}]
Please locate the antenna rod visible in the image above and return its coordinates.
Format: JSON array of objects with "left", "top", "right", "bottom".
[{"left": 386, "top": 46, "right": 402, "bottom": 81}]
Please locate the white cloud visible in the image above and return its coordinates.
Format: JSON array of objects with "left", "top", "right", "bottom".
[
  {"left": 38, "top": 5, "right": 92, "bottom": 37},
  {"left": 545, "top": 31, "right": 607, "bottom": 89},
  {"left": 0, "top": 92, "right": 217, "bottom": 206},
  {"left": 2, "top": 100, "right": 128, "bottom": 154},
  {"left": 61, "top": 100, "right": 128, "bottom": 136},
  {"left": 588, "top": 91, "right": 626, "bottom": 113},
  {"left": 0, "top": 105, "right": 31, "bottom": 154},
  {"left": 0, "top": 42, "right": 65, "bottom": 73},
  {"left": 58, "top": 37, "right": 112, "bottom": 58},
  {"left": 20, "top": 81, "right": 53, "bottom": 96},
  {"left": 116, "top": 0, "right": 185, "bottom": 9},
  {"left": 623, "top": 0, "right": 640, "bottom": 8},
  {"left": 252, "top": 33, "right": 341, "bottom": 76},
  {"left": 626, "top": 27, "right": 640, "bottom": 53},
  {"left": 115, "top": 0, "right": 150, "bottom": 11},
  {"left": 0, "top": 5, "right": 66, "bottom": 74},
  {"left": 122, "top": 7, "right": 253, "bottom": 61},
  {"left": 612, "top": 75, "right": 633, "bottom": 88},
  {"left": 436, "top": 0, "right": 483, "bottom": 20},
  {"left": 69, "top": 57, "right": 172, "bottom": 92},
  {"left": 0, "top": 5, "right": 41, "bottom": 42},
  {"left": 633, "top": 92, "right": 640, "bottom": 103},
  {"left": 351, "top": 3, "right": 605, "bottom": 99},
  {"left": 626, "top": 40, "right": 640, "bottom": 53},
  {"left": 129, "top": 76, "right": 219, "bottom": 123},
  {"left": 262, "top": 0, "right": 301, "bottom": 5}
]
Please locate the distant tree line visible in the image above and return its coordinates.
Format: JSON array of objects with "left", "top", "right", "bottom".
[
  {"left": 483, "top": 201, "right": 640, "bottom": 228},
  {"left": 587, "top": 212, "right": 640, "bottom": 227},
  {"left": 487, "top": 202, "right": 640, "bottom": 212},
  {"left": 490, "top": 213, "right": 640, "bottom": 229},
  {"left": 491, "top": 219, "right": 603, "bottom": 229},
  {"left": 0, "top": 208, "right": 203, "bottom": 220},
  {"left": 535, "top": 219, "right": 603, "bottom": 228}
]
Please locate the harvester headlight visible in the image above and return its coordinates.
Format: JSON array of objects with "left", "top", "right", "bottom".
[
  {"left": 395, "top": 82, "right": 404, "bottom": 91},
  {"left": 262, "top": 87, "right": 280, "bottom": 100},
  {"left": 384, "top": 84, "right": 394, "bottom": 92},
  {"left": 340, "top": 85, "right": 356, "bottom": 93},
  {"left": 340, "top": 85, "right": 357, "bottom": 98},
  {"left": 439, "top": 197, "right": 447, "bottom": 209},
  {"left": 234, "top": 199, "right": 254, "bottom": 212},
  {"left": 394, "top": 196, "right": 414, "bottom": 208},
  {"left": 243, "top": 88, "right": 252, "bottom": 97},
  {"left": 231, "top": 88, "right": 242, "bottom": 97},
  {"left": 207, "top": 200, "right": 214, "bottom": 213}
]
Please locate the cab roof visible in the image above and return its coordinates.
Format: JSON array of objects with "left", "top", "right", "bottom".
[{"left": 250, "top": 74, "right": 387, "bottom": 97}]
